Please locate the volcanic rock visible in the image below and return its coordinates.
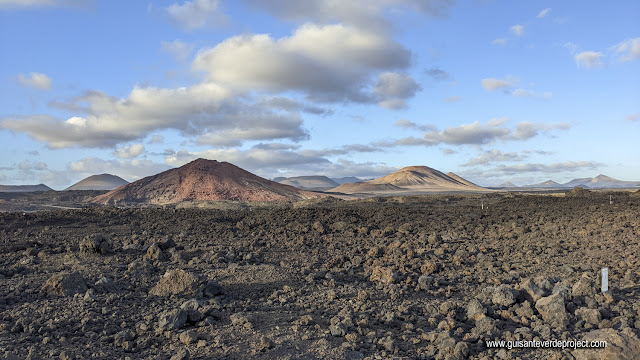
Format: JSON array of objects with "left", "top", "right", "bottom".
[
  {"left": 93, "top": 158, "right": 324, "bottom": 205},
  {"left": 149, "top": 269, "right": 199, "bottom": 297},
  {"left": 79, "top": 234, "right": 113, "bottom": 255},
  {"left": 573, "top": 328, "right": 640, "bottom": 360},
  {"left": 535, "top": 292, "right": 568, "bottom": 329},
  {"left": 41, "top": 271, "right": 88, "bottom": 296}
]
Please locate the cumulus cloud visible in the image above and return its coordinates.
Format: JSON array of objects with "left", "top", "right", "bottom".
[
  {"left": 510, "top": 25, "right": 524, "bottom": 36},
  {"left": 511, "top": 122, "right": 570, "bottom": 140},
  {"left": 113, "top": 144, "right": 145, "bottom": 159},
  {"left": 243, "top": 0, "right": 456, "bottom": 31},
  {"left": 167, "top": 0, "right": 227, "bottom": 31},
  {"left": 258, "top": 96, "right": 331, "bottom": 115},
  {"left": 381, "top": 118, "right": 570, "bottom": 148},
  {"left": 1, "top": 85, "right": 307, "bottom": 148},
  {"left": 161, "top": 39, "right": 194, "bottom": 62},
  {"left": 193, "top": 23, "right": 412, "bottom": 103},
  {"left": 512, "top": 88, "right": 534, "bottom": 97},
  {"left": 537, "top": 8, "right": 551, "bottom": 18},
  {"left": 425, "top": 67, "right": 450, "bottom": 81},
  {"left": 17, "top": 72, "right": 52, "bottom": 90},
  {"left": 394, "top": 119, "right": 434, "bottom": 132},
  {"left": 481, "top": 77, "right": 516, "bottom": 92},
  {"left": 373, "top": 72, "right": 421, "bottom": 109},
  {"left": 575, "top": 51, "right": 604, "bottom": 68},
  {"left": 461, "top": 150, "right": 524, "bottom": 167},
  {"left": 3, "top": 21, "right": 419, "bottom": 148},
  {"left": 611, "top": 37, "right": 640, "bottom": 62}
]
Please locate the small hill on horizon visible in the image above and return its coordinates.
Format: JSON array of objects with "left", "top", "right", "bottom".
[
  {"left": 93, "top": 159, "right": 324, "bottom": 205},
  {"left": 65, "top": 174, "right": 129, "bottom": 191},
  {"left": 0, "top": 184, "right": 52, "bottom": 192},
  {"left": 331, "top": 176, "right": 363, "bottom": 185},
  {"left": 329, "top": 166, "right": 487, "bottom": 194},
  {"left": 277, "top": 176, "right": 339, "bottom": 190}
]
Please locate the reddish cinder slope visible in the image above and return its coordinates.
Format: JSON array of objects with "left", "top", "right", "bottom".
[
  {"left": 330, "top": 166, "right": 487, "bottom": 194},
  {"left": 93, "top": 158, "right": 323, "bottom": 204}
]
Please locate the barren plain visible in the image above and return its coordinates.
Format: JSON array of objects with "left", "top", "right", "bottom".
[{"left": 1, "top": 190, "right": 640, "bottom": 359}]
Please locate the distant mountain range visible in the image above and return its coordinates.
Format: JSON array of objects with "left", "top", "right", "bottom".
[
  {"left": 273, "top": 175, "right": 363, "bottom": 190},
  {"left": 65, "top": 174, "right": 129, "bottom": 191},
  {"left": 0, "top": 184, "right": 52, "bottom": 192},
  {"left": 496, "top": 174, "right": 640, "bottom": 189}
]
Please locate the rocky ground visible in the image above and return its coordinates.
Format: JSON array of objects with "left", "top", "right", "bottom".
[{"left": 1, "top": 191, "right": 639, "bottom": 359}]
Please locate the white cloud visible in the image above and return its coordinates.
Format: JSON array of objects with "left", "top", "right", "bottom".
[
  {"left": 481, "top": 77, "right": 516, "bottom": 91},
  {"left": 511, "top": 122, "right": 570, "bottom": 140},
  {"left": 373, "top": 72, "right": 421, "bottom": 109},
  {"left": 626, "top": 113, "right": 639, "bottom": 122},
  {"left": 575, "top": 51, "right": 604, "bottom": 68},
  {"left": 1, "top": 84, "right": 307, "bottom": 148},
  {"left": 244, "top": 0, "right": 455, "bottom": 31},
  {"left": 445, "top": 96, "right": 459, "bottom": 103},
  {"left": 161, "top": 39, "right": 194, "bottom": 62},
  {"left": 461, "top": 150, "right": 524, "bottom": 167},
  {"left": 510, "top": 25, "right": 524, "bottom": 36},
  {"left": 492, "top": 38, "right": 506, "bottom": 46},
  {"left": 17, "top": 72, "right": 52, "bottom": 90},
  {"left": 611, "top": 37, "right": 640, "bottom": 62},
  {"left": 193, "top": 23, "right": 412, "bottom": 103},
  {"left": 113, "top": 144, "right": 145, "bottom": 159},
  {"left": 512, "top": 88, "right": 534, "bottom": 97},
  {"left": 394, "top": 119, "right": 434, "bottom": 132},
  {"left": 3, "top": 20, "right": 418, "bottom": 149},
  {"left": 167, "top": 0, "right": 227, "bottom": 31},
  {"left": 537, "top": 8, "right": 551, "bottom": 18},
  {"left": 377, "top": 118, "right": 570, "bottom": 148}
]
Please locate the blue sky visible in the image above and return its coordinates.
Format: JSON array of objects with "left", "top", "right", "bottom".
[{"left": 1, "top": 0, "right": 638, "bottom": 189}]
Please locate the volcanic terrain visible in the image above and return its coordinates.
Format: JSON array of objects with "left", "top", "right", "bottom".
[
  {"left": 93, "top": 159, "right": 323, "bottom": 205},
  {"left": 0, "top": 191, "right": 639, "bottom": 359}
]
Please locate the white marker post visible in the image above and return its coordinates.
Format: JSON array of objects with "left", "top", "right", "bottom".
[{"left": 601, "top": 267, "right": 608, "bottom": 293}]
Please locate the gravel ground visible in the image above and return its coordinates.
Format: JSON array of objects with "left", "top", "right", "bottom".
[{"left": 1, "top": 191, "right": 639, "bottom": 359}]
